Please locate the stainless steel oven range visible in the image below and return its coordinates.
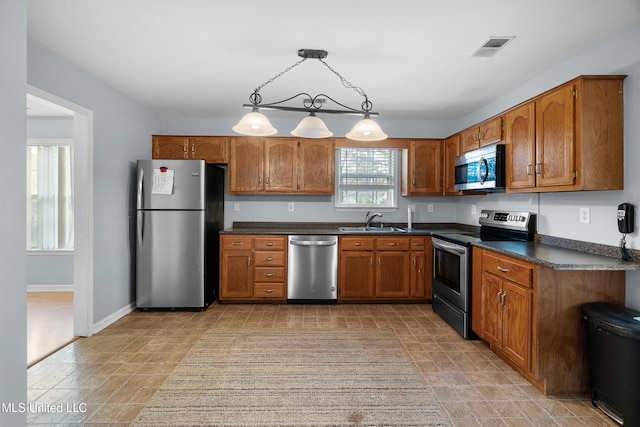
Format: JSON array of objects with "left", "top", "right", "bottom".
[{"left": 431, "top": 210, "right": 536, "bottom": 339}]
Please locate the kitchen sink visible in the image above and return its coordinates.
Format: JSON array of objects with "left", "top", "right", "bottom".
[{"left": 339, "top": 226, "right": 406, "bottom": 233}]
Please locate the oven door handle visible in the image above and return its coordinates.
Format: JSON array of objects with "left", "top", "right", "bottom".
[{"left": 432, "top": 239, "right": 467, "bottom": 255}]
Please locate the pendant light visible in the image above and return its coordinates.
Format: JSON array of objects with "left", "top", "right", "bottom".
[
  {"left": 233, "top": 49, "right": 386, "bottom": 141},
  {"left": 232, "top": 108, "right": 277, "bottom": 136},
  {"left": 346, "top": 115, "right": 388, "bottom": 141},
  {"left": 290, "top": 112, "right": 333, "bottom": 138}
]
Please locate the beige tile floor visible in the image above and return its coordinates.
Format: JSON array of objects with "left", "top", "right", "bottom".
[{"left": 26, "top": 303, "right": 617, "bottom": 426}]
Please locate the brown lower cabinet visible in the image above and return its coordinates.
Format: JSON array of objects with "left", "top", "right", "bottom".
[
  {"left": 219, "top": 235, "right": 287, "bottom": 301},
  {"left": 472, "top": 247, "right": 625, "bottom": 394},
  {"left": 338, "top": 236, "right": 431, "bottom": 301}
]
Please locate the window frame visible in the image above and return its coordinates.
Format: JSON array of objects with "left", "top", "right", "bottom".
[
  {"left": 334, "top": 147, "right": 400, "bottom": 210},
  {"left": 26, "top": 138, "right": 74, "bottom": 252}
]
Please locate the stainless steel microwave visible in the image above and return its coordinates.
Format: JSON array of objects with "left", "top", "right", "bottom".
[{"left": 454, "top": 144, "right": 506, "bottom": 191}]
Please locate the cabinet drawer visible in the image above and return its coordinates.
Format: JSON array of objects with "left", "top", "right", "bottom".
[
  {"left": 254, "top": 251, "right": 285, "bottom": 266},
  {"left": 254, "top": 236, "right": 286, "bottom": 250},
  {"left": 410, "top": 237, "right": 427, "bottom": 250},
  {"left": 341, "top": 237, "right": 375, "bottom": 251},
  {"left": 254, "top": 283, "right": 285, "bottom": 298},
  {"left": 221, "top": 235, "right": 253, "bottom": 250},
  {"left": 254, "top": 267, "right": 285, "bottom": 282},
  {"left": 376, "top": 237, "right": 410, "bottom": 251},
  {"left": 483, "top": 251, "right": 533, "bottom": 288}
]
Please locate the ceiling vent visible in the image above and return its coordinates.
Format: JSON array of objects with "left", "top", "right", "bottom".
[{"left": 471, "top": 36, "right": 515, "bottom": 58}]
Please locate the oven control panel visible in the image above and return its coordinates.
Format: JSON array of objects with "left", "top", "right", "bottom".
[{"left": 479, "top": 210, "right": 536, "bottom": 231}]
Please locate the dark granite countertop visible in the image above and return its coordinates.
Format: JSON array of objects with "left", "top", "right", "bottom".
[
  {"left": 474, "top": 240, "right": 640, "bottom": 271},
  {"left": 220, "top": 222, "right": 474, "bottom": 236},
  {"left": 220, "top": 222, "right": 640, "bottom": 271}
]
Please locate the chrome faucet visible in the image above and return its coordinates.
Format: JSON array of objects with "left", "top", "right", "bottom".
[{"left": 365, "top": 211, "right": 383, "bottom": 228}]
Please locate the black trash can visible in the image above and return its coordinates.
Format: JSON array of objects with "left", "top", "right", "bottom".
[{"left": 582, "top": 302, "right": 640, "bottom": 426}]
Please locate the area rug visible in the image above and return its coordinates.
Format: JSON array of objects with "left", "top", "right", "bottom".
[{"left": 133, "top": 328, "right": 448, "bottom": 426}]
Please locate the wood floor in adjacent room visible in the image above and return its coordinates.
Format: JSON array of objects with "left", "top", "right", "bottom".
[
  {"left": 26, "top": 303, "right": 617, "bottom": 426},
  {"left": 27, "top": 291, "right": 75, "bottom": 367}
]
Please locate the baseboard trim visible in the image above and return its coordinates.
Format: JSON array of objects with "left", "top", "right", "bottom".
[
  {"left": 92, "top": 302, "right": 136, "bottom": 335},
  {"left": 28, "top": 284, "right": 74, "bottom": 292}
]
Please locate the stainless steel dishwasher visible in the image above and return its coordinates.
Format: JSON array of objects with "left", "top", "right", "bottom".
[{"left": 287, "top": 235, "right": 338, "bottom": 303}]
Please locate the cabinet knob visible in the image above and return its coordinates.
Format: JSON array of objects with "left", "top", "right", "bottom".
[
  {"left": 264, "top": 273, "right": 274, "bottom": 277},
  {"left": 232, "top": 242, "right": 244, "bottom": 246},
  {"left": 263, "top": 289, "right": 274, "bottom": 293},
  {"left": 388, "top": 243, "right": 399, "bottom": 246},
  {"left": 497, "top": 266, "right": 510, "bottom": 273},
  {"left": 264, "top": 257, "right": 274, "bottom": 262},
  {"left": 265, "top": 242, "right": 274, "bottom": 247},
  {"left": 354, "top": 242, "right": 363, "bottom": 246}
]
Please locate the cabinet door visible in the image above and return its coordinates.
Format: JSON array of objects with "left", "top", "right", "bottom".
[
  {"left": 152, "top": 136, "right": 188, "bottom": 159},
  {"left": 298, "top": 139, "right": 334, "bottom": 194},
  {"left": 502, "top": 281, "right": 532, "bottom": 371},
  {"left": 189, "top": 137, "right": 227, "bottom": 163},
  {"left": 479, "top": 116, "right": 502, "bottom": 146},
  {"left": 265, "top": 138, "right": 297, "bottom": 192},
  {"left": 461, "top": 127, "right": 479, "bottom": 152},
  {"left": 405, "top": 140, "right": 442, "bottom": 195},
  {"left": 376, "top": 251, "right": 410, "bottom": 298},
  {"left": 535, "top": 84, "right": 575, "bottom": 188},
  {"left": 410, "top": 251, "right": 426, "bottom": 298},
  {"left": 228, "top": 137, "right": 264, "bottom": 193},
  {"left": 443, "top": 134, "right": 462, "bottom": 195},
  {"left": 481, "top": 272, "right": 503, "bottom": 349},
  {"left": 220, "top": 250, "right": 253, "bottom": 299},
  {"left": 506, "top": 102, "right": 536, "bottom": 189},
  {"left": 339, "top": 251, "right": 375, "bottom": 299}
]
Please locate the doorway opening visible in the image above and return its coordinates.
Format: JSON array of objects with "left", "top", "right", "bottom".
[{"left": 26, "top": 87, "right": 94, "bottom": 366}]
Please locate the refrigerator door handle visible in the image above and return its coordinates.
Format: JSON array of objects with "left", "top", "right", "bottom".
[
  {"left": 137, "top": 167, "right": 144, "bottom": 210},
  {"left": 137, "top": 211, "right": 144, "bottom": 249}
]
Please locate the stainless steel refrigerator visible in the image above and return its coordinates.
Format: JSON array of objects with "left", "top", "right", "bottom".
[{"left": 136, "top": 159, "right": 224, "bottom": 309}]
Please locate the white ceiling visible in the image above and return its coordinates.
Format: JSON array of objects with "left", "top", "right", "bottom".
[{"left": 27, "top": 0, "right": 640, "bottom": 122}]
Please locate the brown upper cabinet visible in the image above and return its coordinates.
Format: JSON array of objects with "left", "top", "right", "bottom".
[
  {"left": 152, "top": 135, "right": 228, "bottom": 163},
  {"left": 401, "top": 139, "right": 443, "bottom": 196},
  {"left": 228, "top": 137, "right": 334, "bottom": 195},
  {"left": 460, "top": 116, "right": 503, "bottom": 153},
  {"left": 443, "top": 134, "right": 462, "bottom": 195},
  {"left": 505, "top": 76, "right": 625, "bottom": 192}
]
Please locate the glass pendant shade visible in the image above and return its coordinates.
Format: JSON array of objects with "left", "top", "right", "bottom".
[
  {"left": 232, "top": 110, "right": 277, "bottom": 136},
  {"left": 290, "top": 113, "right": 333, "bottom": 138},
  {"left": 345, "top": 116, "right": 388, "bottom": 141}
]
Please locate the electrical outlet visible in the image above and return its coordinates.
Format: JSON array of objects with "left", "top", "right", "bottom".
[
  {"left": 427, "top": 204, "right": 434, "bottom": 213},
  {"left": 288, "top": 202, "right": 295, "bottom": 212},
  {"left": 471, "top": 205, "right": 477, "bottom": 215},
  {"left": 408, "top": 204, "right": 416, "bottom": 212},
  {"left": 580, "top": 207, "right": 591, "bottom": 224},
  {"left": 234, "top": 203, "right": 240, "bottom": 212}
]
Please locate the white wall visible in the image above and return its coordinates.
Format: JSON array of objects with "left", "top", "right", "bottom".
[
  {"left": 0, "top": 1, "right": 27, "bottom": 424},
  {"left": 27, "top": 41, "right": 163, "bottom": 325}
]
